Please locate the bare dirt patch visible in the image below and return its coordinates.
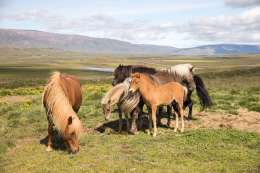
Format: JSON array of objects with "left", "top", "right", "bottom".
[
  {"left": 94, "top": 108, "right": 260, "bottom": 135},
  {"left": 180, "top": 108, "right": 260, "bottom": 133}
]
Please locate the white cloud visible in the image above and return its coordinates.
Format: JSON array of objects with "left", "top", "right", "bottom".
[
  {"left": 1, "top": 2, "right": 260, "bottom": 46},
  {"left": 178, "top": 6, "right": 260, "bottom": 43},
  {"left": 1, "top": 10, "right": 178, "bottom": 43},
  {"left": 225, "top": 0, "right": 260, "bottom": 8}
]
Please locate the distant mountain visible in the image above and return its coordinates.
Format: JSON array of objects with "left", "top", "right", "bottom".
[
  {"left": 0, "top": 28, "right": 260, "bottom": 55},
  {"left": 176, "top": 44, "right": 260, "bottom": 55},
  {"left": 0, "top": 28, "right": 177, "bottom": 55}
]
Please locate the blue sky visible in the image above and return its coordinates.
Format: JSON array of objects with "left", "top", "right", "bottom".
[{"left": 0, "top": 0, "right": 260, "bottom": 47}]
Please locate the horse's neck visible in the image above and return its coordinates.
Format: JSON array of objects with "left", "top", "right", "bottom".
[
  {"left": 109, "top": 84, "right": 127, "bottom": 106},
  {"left": 139, "top": 76, "right": 157, "bottom": 99}
]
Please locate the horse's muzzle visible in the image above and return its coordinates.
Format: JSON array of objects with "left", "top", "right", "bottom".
[{"left": 70, "top": 148, "right": 79, "bottom": 154}]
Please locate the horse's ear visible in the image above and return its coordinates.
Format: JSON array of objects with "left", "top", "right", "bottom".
[
  {"left": 68, "top": 116, "right": 73, "bottom": 125},
  {"left": 190, "top": 66, "right": 194, "bottom": 72}
]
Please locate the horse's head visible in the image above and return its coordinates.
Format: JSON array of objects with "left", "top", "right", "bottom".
[
  {"left": 102, "top": 101, "right": 112, "bottom": 121},
  {"left": 129, "top": 73, "right": 141, "bottom": 93},
  {"left": 112, "top": 64, "right": 130, "bottom": 86},
  {"left": 64, "top": 116, "right": 82, "bottom": 154}
]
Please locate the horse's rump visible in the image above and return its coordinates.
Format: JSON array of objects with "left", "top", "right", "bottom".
[{"left": 59, "top": 74, "right": 82, "bottom": 112}]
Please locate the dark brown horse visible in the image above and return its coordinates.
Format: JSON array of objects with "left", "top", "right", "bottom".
[
  {"left": 112, "top": 64, "right": 212, "bottom": 120},
  {"left": 43, "top": 72, "right": 83, "bottom": 154}
]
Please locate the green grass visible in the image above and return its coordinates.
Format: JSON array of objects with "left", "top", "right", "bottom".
[
  {"left": 0, "top": 80, "right": 259, "bottom": 172},
  {"left": 0, "top": 48, "right": 260, "bottom": 172},
  {"left": 1, "top": 129, "right": 260, "bottom": 173}
]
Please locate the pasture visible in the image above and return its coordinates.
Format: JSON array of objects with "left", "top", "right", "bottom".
[{"left": 0, "top": 48, "right": 260, "bottom": 172}]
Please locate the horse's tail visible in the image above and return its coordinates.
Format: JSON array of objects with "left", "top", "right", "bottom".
[{"left": 193, "top": 75, "right": 213, "bottom": 110}]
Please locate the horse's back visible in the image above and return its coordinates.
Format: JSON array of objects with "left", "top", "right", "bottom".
[
  {"left": 163, "top": 81, "right": 185, "bottom": 102},
  {"left": 60, "top": 74, "right": 82, "bottom": 113}
]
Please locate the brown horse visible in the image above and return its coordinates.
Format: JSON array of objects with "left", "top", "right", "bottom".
[
  {"left": 43, "top": 72, "right": 83, "bottom": 153},
  {"left": 129, "top": 73, "right": 186, "bottom": 137}
]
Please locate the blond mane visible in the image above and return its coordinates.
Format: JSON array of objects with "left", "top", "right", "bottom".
[
  {"left": 43, "top": 72, "right": 81, "bottom": 135},
  {"left": 101, "top": 83, "right": 127, "bottom": 106},
  {"left": 101, "top": 78, "right": 140, "bottom": 114}
]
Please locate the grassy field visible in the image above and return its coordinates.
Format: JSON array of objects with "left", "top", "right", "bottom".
[{"left": 0, "top": 48, "right": 260, "bottom": 172}]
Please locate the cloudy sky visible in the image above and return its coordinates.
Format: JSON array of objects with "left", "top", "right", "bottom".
[{"left": 0, "top": 0, "right": 260, "bottom": 47}]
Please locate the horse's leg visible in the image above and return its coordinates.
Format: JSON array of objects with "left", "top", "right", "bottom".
[
  {"left": 46, "top": 117, "right": 54, "bottom": 152},
  {"left": 125, "top": 113, "right": 130, "bottom": 132},
  {"left": 147, "top": 107, "right": 152, "bottom": 135},
  {"left": 151, "top": 105, "right": 158, "bottom": 137},
  {"left": 157, "top": 106, "right": 163, "bottom": 124},
  {"left": 173, "top": 106, "right": 179, "bottom": 133},
  {"left": 167, "top": 105, "right": 172, "bottom": 127},
  {"left": 187, "top": 100, "right": 193, "bottom": 120},
  {"left": 186, "top": 91, "right": 193, "bottom": 120},
  {"left": 139, "top": 98, "right": 145, "bottom": 114},
  {"left": 180, "top": 108, "right": 185, "bottom": 133},
  {"left": 130, "top": 108, "right": 139, "bottom": 134},
  {"left": 118, "top": 109, "right": 123, "bottom": 132}
]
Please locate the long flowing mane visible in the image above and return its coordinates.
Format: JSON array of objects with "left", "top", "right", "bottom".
[
  {"left": 102, "top": 78, "right": 140, "bottom": 114},
  {"left": 43, "top": 72, "right": 82, "bottom": 135},
  {"left": 101, "top": 83, "right": 127, "bottom": 106}
]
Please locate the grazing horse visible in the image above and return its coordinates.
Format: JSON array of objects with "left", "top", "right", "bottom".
[
  {"left": 112, "top": 64, "right": 212, "bottom": 119},
  {"left": 129, "top": 73, "right": 186, "bottom": 137},
  {"left": 101, "top": 78, "right": 141, "bottom": 133},
  {"left": 43, "top": 72, "right": 83, "bottom": 153}
]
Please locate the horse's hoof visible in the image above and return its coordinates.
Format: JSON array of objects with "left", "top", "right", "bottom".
[
  {"left": 129, "top": 130, "right": 138, "bottom": 135},
  {"left": 180, "top": 129, "right": 184, "bottom": 133},
  {"left": 174, "top": 128, "right": 178, "bottom": 133},
  {"left": 145, "top": 129, "right": 151, "bottom": 135},
  {"left": 46, "top": 146, "right": 53, "bottom": 152},
  {"left": 153, "top": 133, "right": 157, "bottom": 137}
]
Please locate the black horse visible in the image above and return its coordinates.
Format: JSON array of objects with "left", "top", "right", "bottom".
[{"left": 112, "top": 64, "right": 212, "bottom": 121}]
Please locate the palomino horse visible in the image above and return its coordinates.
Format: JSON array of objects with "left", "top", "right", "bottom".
[
  {"left": 101, "top": 78, "right": 141, "bottom": 133},
  {"left": 112, "top": 64, "right": 212, "bottom": 119},
  {"left": 43, "top": 72, "right": 83, "bottom": 153},
  {"left": 129, "top": 73, "right": 186, "bottom": 137}
]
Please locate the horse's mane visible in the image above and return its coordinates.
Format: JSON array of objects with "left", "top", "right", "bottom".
[
  {"left": 116, "top": 65, "right": 157, "bottom": 75},
  {"left": 162, "top": 64, "right": 193, "bottom": 78},
  {"left": 43, "top": 72, "right": 81, "bottom": 134},
  {"left": 101, "top": 83, "right": 126, "bottom": 106},
  {"left": 101, "top": 77, "right": 140, "bottom": 114},
  {"left": 131, "top": 65, "right": 157, "bottom": 74}
]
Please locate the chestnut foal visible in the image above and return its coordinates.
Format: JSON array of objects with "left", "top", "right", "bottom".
[{"left": 129, "top": 73, "right": 186, "bottom": 137}]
